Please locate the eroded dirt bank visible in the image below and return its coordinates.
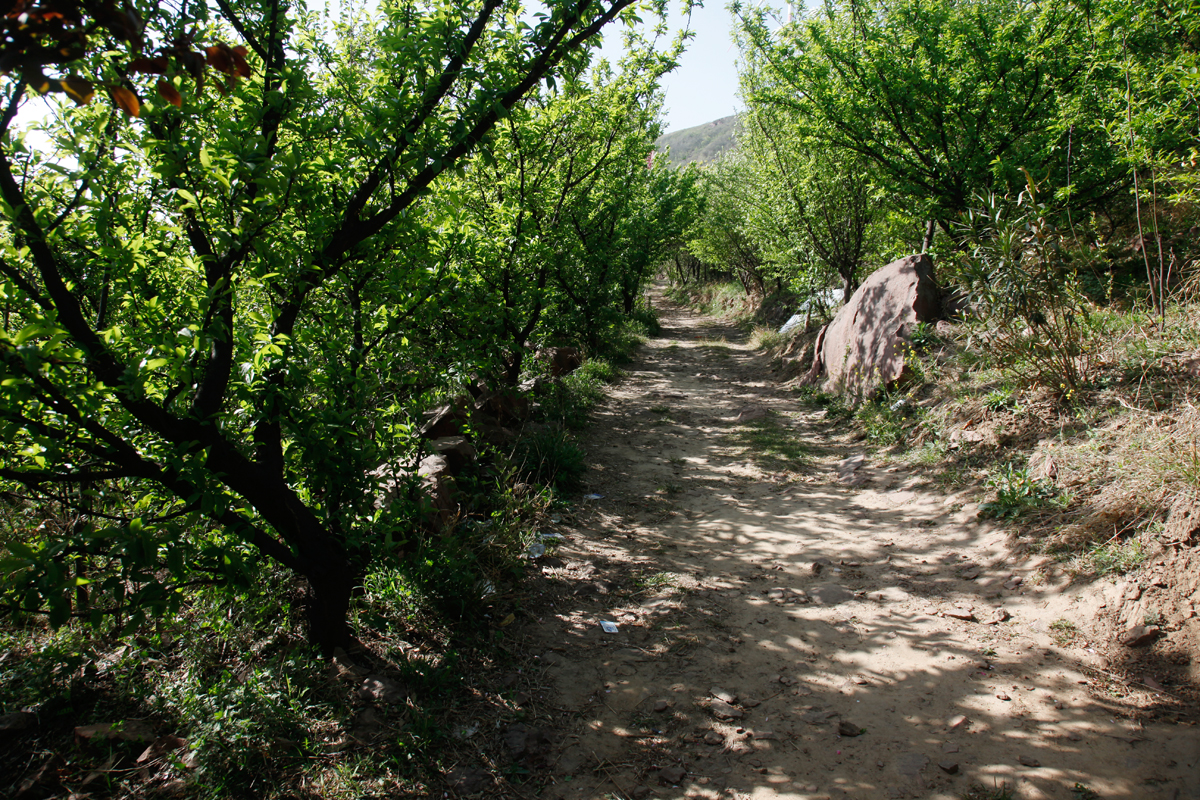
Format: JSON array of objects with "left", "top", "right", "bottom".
[{"left": 517, "top": 295, "right": 1199, "bottom": 800}]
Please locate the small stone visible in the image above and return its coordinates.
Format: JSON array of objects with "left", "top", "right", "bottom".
[
  {"left": 710, "top": 700, "right": 743, "bottom": 720},
  {"left": 987, "top": 608, "right": 1011, "bottom": 624},
  {"left": 742, "top": 697, "right": 761, "bottom": 708},
  {"left": 653, "top": 699, "right": 670, "bottom": 713},
  {"left": 938, "top": 760, "right": 960, "bottom": 774},
  {"left": 837, "top": 721, "right": 863, "bottom": 737},
  {"left": 1004, "top": 576, "right": 1023, "bottom": 589},
  {"left": 513, "top": 692, "right": 532, "bottom": 707},
  {"left": 359, "top": 675, "right": 406, "bottom": 704},
  {"left": 996, "top": 693, "right": 1011, "bottom": 701},
  {"left": 704, "top": 731, "right": 724, "bottom": 745},
  {"left": 944, "top": 607, "right": 975, "bottom": 621},
  {"left": 753, "top": 730, "right": 777, "bottom": 740},
  {"left": 1017, "top": 754, "right": 1041, "bottom": 767},
  {"left": 1143, "top": 676, "right": 1165, "bottom": 693},
  {"left": 947, "top": 714, "right": 968, "bottom": 729},
  {"left": 632, "top": 786, "right": 651, "bottom": 800},
  {"left": 711, "top": 687, "right": 737, "bottom": 704},
  {"left": 1119, "top": 625, "right": 1160, "bottom": 647},
  {"left": 810, "top": 583, "right": 855, "bottom": 605},
  {"left": 942, "top": 742, "right": 959, "bottom": 754},
  {"left": 659, "top": 765, "right": 686, "bottom": 785},
  {"left": 961, "top": 569, "right": 980, "bottom": 580},
  {"left": 0, "top": 711, "right": 36, "bottom": 735}
]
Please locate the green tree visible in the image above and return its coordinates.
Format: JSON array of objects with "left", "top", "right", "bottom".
[
  {"left": 0, "top": 0, "right": 666, "bottom": 653},
  {"left": 734, "top": 0, "right": 1125, "bottom": 227}
]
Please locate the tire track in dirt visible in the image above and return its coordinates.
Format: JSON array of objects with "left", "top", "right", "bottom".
[{"left": 524, "top": 294, "right": 1199, "bottom": 800}]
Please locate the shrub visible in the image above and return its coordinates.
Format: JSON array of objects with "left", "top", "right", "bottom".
[{"left": 955, "top": 191, "right": 1099, "bottom": 392}]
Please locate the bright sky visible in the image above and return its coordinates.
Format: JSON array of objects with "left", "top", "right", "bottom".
[{"left": 596, "top": 1, "right": 745, "bottom": 134}]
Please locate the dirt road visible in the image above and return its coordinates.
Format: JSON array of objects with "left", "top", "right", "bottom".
[{"left": 522, "top": 296, "right": 1198, "bottom": 800}]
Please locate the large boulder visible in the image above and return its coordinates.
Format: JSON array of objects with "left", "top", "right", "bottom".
[{"left": 804, "top": 254, "right": 941, "bottom": 399}]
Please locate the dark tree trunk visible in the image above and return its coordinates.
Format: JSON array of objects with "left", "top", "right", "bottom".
[{"left": 303, "top": 560, "right": 356, "bottom": 655}]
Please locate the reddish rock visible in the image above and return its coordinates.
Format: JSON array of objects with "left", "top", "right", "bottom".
[
  {"left": 429, "top": 436, "right": 477, "bottom": 474},
  {"left": 537, "top": 346, "right": 583, "bottom": 377},
  {"left": 1119, "top": 625, "right": 1160, "bottom": 647},
  {"left": 420, "top": 397, "right": 470, "bottom": 439},
  {"left": 804, "top": 254, "right": 941, "bottom": 399}
]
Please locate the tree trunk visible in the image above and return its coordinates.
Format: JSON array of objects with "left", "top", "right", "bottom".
[
  {"left": 300, "top": 555, "right": 357, "bottom": 655},
  {"left": 922, "top": 219, "right": 936, "bottom": 252}
]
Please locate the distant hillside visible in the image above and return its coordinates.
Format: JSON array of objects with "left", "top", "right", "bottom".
[{"left": 656, "top": 115, "right": 740, "bottom": 168}]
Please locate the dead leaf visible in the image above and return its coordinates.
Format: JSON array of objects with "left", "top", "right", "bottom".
[
  {"left": 60, "top": 77, "right": 94, "bottom": 105},
  {"left": 156, "top": 80, "right": 182, "bottom": 107},
  {"left": 109, "top": 86, "right": 140, "bottom": 117}
]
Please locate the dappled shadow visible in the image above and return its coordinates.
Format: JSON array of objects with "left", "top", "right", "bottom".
[{"left": 518, "top": 292, "right": 1200, "bottom": 800}]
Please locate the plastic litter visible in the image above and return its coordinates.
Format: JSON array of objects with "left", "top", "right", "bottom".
[
  {"left": 539, "top": 532, "right": 564, "bottom": 542},
  {"left": 527, "top": 542, "right": 546, "bottom": 558},
  {"left": 583, "top": 493, "right": 603, "bottom": 500},
  {"left": 600, "top": 621, "right": 619, "bottom": 633}
]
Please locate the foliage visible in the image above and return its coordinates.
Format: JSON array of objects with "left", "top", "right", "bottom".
[
  {"left": 955, "top": 191, "right": 1099, "bottom": 391},
  {"left": 0, "top": 0, "right": 694, "bottom": 653},
  {"left": 513, "top": 427, "right": 586, "bottom": 491},
  {"left": 1078, "top": 536, "right": 1147, "bottom": 576},
  {"left": 979, "top": 463, "right": 1060, "bottom": 519},
  {"left": 735, "top": 0, "right": 1123, "bottom": 222}
]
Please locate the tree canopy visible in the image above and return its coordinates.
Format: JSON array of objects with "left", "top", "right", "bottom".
[{"left": 0, "top": 0, "right": 695, "bottom": 652}]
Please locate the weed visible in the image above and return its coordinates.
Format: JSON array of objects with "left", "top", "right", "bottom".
[
  {"left": 962, "top": 782, "right": 1016, "bottom": 800},
  {"left": 750, "top": 325, "right": 787, "bottom": 351},
  {"left": 1144, "top": 610, "right": 1165, "bottom": 627},
  {"left": 649, "top": 405, "right": 671, "bottom": 414},
  {"left": 1072, "top": 785, "right": 1101, "bottom": 800},
  {"left": 514, "top": 426, "right": 586, "bottom": 491},
  {"left": 668, "top": 456, "right": 686, "bottom": 465},
  {"left": 1080, "top": 537, "right": 1147, "bottom": 576},
  {"left": 656, "top": 482, "right": 684, "bottom": 496},
  {"left": 1050, "top": 618, "right": 1080, "bottom": 646},
  {"left": 909, "top": 321, "right": 940, "bottom": 350},
  {"left": 635, "top": 571, "right": 677, "bottom": 593},
  {"left": 854, "top": 398, "right": 912, "bottom": 446},
  {"left": 979, "top": 463, "right": 1060, "bottom": 519},
  {"left": 983, "top": 387, "right": 1019, "bottom": 412}
]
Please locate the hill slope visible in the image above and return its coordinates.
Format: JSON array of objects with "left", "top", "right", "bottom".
[{"left": 656, "top": 114, "right": 739, "bottom": 168}]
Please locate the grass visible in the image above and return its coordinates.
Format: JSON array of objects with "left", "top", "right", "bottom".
[
  {"left": 750, "top": 324, "right": 787, "bottom": 351},
  {"left": 1049, "top": 618, "right": 1080, "bottom": 646},
  {"left": 962, "top": 783, "right": 1016, "bottom": 800},
  {"left": 1075, "top": 537, "right": 1148, "bottom": 576},
  {"left": 729, "top": 414, "right": 808, "bottom": 471}
]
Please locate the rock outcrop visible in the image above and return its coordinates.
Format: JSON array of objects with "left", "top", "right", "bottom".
[{"left": 804, "top": 254, "right": 941, "bottom": 399}]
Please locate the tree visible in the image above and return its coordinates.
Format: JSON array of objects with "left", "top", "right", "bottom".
[
  {"left": 736, "top": 97, "right": 883, "bottom": 300},
  {"left": 0, "top": 0, "right": 671, "bottom": 653},
  {"left": 734, "top": 0, "right": 1126, "bottom": 227},
  {"left": 449, "top": 45, "right": 690, "bottom": 381}
]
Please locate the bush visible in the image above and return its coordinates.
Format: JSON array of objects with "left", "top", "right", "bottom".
[
  {"left": 955, "top": 192, "right": 1099, "bottom": 392},
  {"left": 513, "top": 426, "right": 586, "bottom": 491}
]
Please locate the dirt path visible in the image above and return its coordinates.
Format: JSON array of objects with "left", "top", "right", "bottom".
[{"left": 522, "top": 295, "right": 1198, "bottom": 800}]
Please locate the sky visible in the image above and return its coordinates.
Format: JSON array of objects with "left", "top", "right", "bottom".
[{"left": 595, "top": 1, "right": 745, "bottom": 134}]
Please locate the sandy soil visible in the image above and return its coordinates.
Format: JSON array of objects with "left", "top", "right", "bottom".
[{"left": 519, "top": 295, "right": 1200, "bottom": 800}]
